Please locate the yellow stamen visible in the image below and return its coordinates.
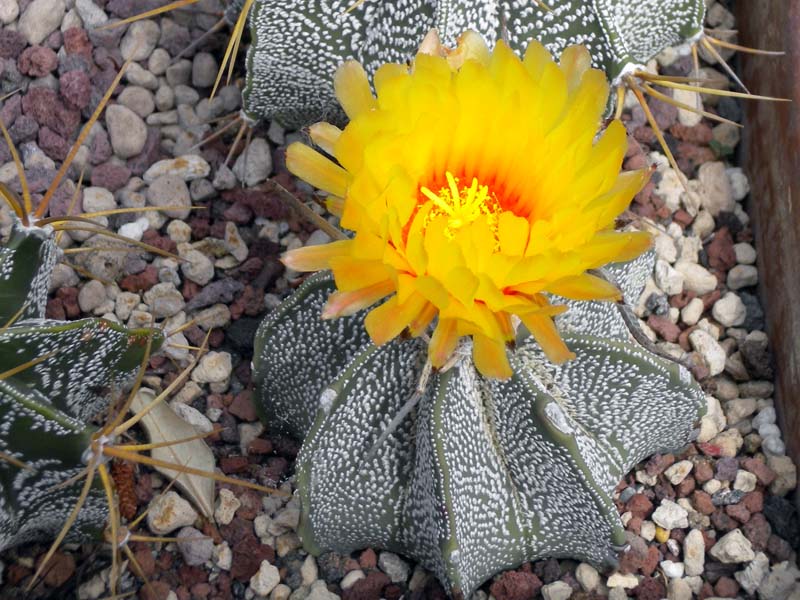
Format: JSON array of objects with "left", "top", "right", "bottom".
[{"left": 420, "top": 172, "right": 499, "bottom": 237}]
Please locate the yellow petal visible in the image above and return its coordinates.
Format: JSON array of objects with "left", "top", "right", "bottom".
[
  {"left": 472, "top": 333, "right": 512, "bottom": 379},
  {"left": 322, "top": 279, "right": 394, "bottom": 318},
  {"left": 582, "top": 231, "right": 653, "bottom": 266},
  {"left": 429, "top": 318, "right": 459, "bottom": 368},
  {"left": 408, "top": 301, "right": 438, "bottom": 337},
  {"left": 281, "top": 240, "right": 350, "bottom": 272},
  {"left": 547, "top": 273, "right": 622, "bottom": 301},
  {"left": 286, "top": 143, "right": 348, "bottom": 197},
  {"left": 364, "top": 293, "right": 427, "bottom": 346},
  {"left": 559, "top": 45, "right": 593, "bottom": 93},
  {"left": 334, "top": 60, "right": 377, "bottom": 119},
  {"left": 330, "top": 257, "right": 392, "bottom": 291},
  {"left": 309, "top": 122, "right": 342, "bottom": 155},
  {"left": 519, "top": 314, "right": 575, "bottom": 364}
]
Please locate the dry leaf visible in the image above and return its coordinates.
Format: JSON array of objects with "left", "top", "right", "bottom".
[{"left": 130, "top": 388, "right": 215, "bottom": 518}]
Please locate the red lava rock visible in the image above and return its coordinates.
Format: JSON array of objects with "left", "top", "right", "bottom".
[
  {"left": 699, "top": 581, "right": 715, "bottom": 600},
  {"left": 56, "top": 287, "right": 80, "bottom": 318},
  {"left": 343, "top": 570, "right": 391, "bottom": 600},
  {"left": 132, "top": 544, "right": 156, "bottom": 578},
  {"left": 743, "top": 491, "right": 764, "bottom": 513},
  {"left": 489, "top": 571, "right": 543, "bottom": 600},
  {"left": 743, "top": 513, "right": 771, "bottom": 550},
  {"left": 220, "top": 456, "right": 249, "bottom": 474},
  {"left": 229, "top": 391, "right": 258, "bottom": 422},
  {"left": 209, "top": 328, "right": 225, "bottom": 348},
  {"left": 141, "top": 580, "right": 172, "bottom": 600},
  {"left": 235, "top": 489, "right": 262, "bottom": 520},
  {"left": 627, "top": 516, "right": 643, "bottom": 535},
  {"left": 90, "top": 127, "right": 113, "bottom": 164},
  {"left": 383, "top": 584, "right": 403, "bottom": 600},
  {"left": 38, "top": 126, "right": 70, "bottom": 161},
  {"left": 725, "top": 503, "right": 751, "bottom": 524},
  {"left": 359, "top": 548, "right": 377, "bottom": 569},
  {"left": 229, "top": 536, "right": 275, "bottom": 581},
  {"left": 41, "top": 552, "right": 75, "bottom": 587},
  {"left": 700, "top": 289, "right": 722, "bottom": 310},
  {"left": 691, "top": 490, "right": 715, "bottom": 515},
  {"left": 641, "top": 546, "right": 660, "bottom": 577},
  {"left": 141, "top": 229, "right": 177, "bottom": 254},
  {"left": 711, "top": 509, "right": 738, "bottom": 532},
  {"left": 627, "top": 494, "right": 654, "bottom": 519},
  {"left": 0, "top": 29, "right": 26, "bottom": 60},
  {"left": 676, "top": 142, "right": 716, "bottom": 173},
  {"left": 694, "top": 460, "right": 714, "bottom": 483},
  {"left": 22, "top": 87, "right": 81, "bottom": 139},
  {"left": 0, "top": 94, "right": 22, "bottom": 129},
  {"left": 647, "top": 315, "right": 681, "bottom": 343},
  {"left": 707, "top": 227, "right": 737, "bottom": 272},
  {"left": 5, "top": 563, "right": 32, "bottom": 586},
  {"left": 669, "top": 122, "right": 714, "bottom": 144},
  {"left": 248, "top": 437, "right": 273, "bottom": 455},
  {"left": 190, "top": 582, "right": 211, "bottom": 599},
  {"left": 90, "top": 161, "right": 132, "bottom": 191},
  {"left": 223, "top": 201, "right": 254, "bottom": 224},
  {"left": 120, "top": 265, "right": 159, "bottom": 292},
  {"left": 673, "top": 209, "right": 694, "bottom": 228},
  {"left": 46, "top": 298, "right": 66, "bottom": 320},
  {"left": 697, "top": 442, "right": 724, "bottom": 458},
  {"left": 179, "top": 564, "right": 209, "bottom": 588},
  {"left": 714, "top": 576, "right": 740, "bottom": 598},
  {"left": 8, "top": 114, "right": 38, "bottom": 144},
  {"left": 742, "top": 457, "right": 777, "bottom": 486},
  {"left": 634, "top": 576, "right": 666, "bottom": 600},
  {"left": 63, "top": 27, "right": 94, "bottom": 61},
  {"left": 18, "top": 46, "right": 58, "bottom": 77},
  {"left": 767, "top": 534, "right": 793, "bottom": 561},
  {"left": 230, "top": 285, "right": 265, "bottom": 319},
  {"left": 676, "top": 476, "right": 696, "bottom": 497}
]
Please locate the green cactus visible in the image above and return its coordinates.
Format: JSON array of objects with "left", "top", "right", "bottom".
[
  {"left": 0, "top": 221, "right": 163, "bottom": 553},
  {"left": 253, "top": 253, "right": 706, "bottom": 598},
  {"left": 242, "top": 0, "right": 705, "bottom": 127}
]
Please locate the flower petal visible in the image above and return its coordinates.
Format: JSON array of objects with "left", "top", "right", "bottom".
[
  {"left": 286, "top": 143, "right": 348, "bottom": 197},
  {"left": 281, "top": 240, "right": 350, "bottom": 272},
  {"left": 322, "top": 279, "right": 394, "bottom": 319},
  {"left": 519, "top": 314, "right": 576, "bottom": 364},
  {"left": 334, "top": 60, "right": 376, "bottom": 119},
  {"left": 429, "top": 318, "right": 459, "bottom": 368},
  {"left": 547, "top": 273, "right": 622, "bottom": 301},
  {"left": 472, "top": 333, "right": 512, "bottom": 379},
  {"left": 309, "top": 122, "right": 342, "bottom": 155},
  {"left": 365, "top": 293, "right": 428, "bottom": 346}
]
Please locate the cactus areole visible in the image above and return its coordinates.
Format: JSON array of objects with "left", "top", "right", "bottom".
[{"left": 253, "top": 36, "right": 705, "bottom": 597}]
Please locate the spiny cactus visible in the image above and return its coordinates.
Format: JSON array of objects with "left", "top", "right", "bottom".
[
  {"left": 242, "top": 0, "right": 708, "bottom": 128},
  {"left": 253, "top": 257, "right": 705, "bottom": 598},
  {"left": 0, "top": 220, "right": 164, "bottom": 553}
]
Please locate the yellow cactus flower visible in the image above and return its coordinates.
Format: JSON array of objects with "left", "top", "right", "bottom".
[{"left": 283, "top": 31, "right": 652, "bottom": 379}]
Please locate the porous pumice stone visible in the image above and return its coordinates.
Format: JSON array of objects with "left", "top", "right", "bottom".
[
  {"left": 253, "top": 253, "right": 705, "bottom": 598},
  {"left": 243, "top": 0, "right": 705, "bottom": 127}
]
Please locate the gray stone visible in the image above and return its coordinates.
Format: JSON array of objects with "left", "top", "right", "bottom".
[
  {"left": 757, "top": 561, "right": 800, "bottom": 600},
  {"left": 192, "top": 52, "right": 219, "bottom": 88},
  {"left": 378, "top": 552, "right": 409, "bottom": 583},
  {"left": 144, "top": 155, "right": 211, "bottom": 183},
  {"left": 665, "top": 460, "right": 694, "bottom": 485},
  {"left": 675, "top": 261, "right": 717, "bottom": 295},
  {"left": 709, "top": 529, "right": 755, "bottom": 563},
  {"left": 147, "top": 491, "right": 198, "bottom": 535},
  {"left": 180, "top": 247, "right": 215, "bottom": 285},
  {"left": 541, "top": 581, "right": 572, "bottom": 600},
  {"left": 106, "top": 105, "right": 147, "bottom": 159},
  {"left": 684, "top": 529, "right": 705, "bottom": 576},
  {"left": 78, "top": 280, "right": 106, "bottom": 313},
  {"left": 118, "top": 86, "right": 155, "bottom": 118},
  {"left": 698, "top": 161, "right": 735, "bottom": 216},
  {"left": 143, "top": 282, "right": 185, "bottom": 318},
  {"left": 75, "top": 0, "right": 107, "bottom": 27},
  {"left": 655, "top": 259, "right": 684, "bottom": 295},
  {"left": 233, "top": 138, "right": 273, "bottom": 186},
  {"left": 191, "top": 351, "right": 233, "bottom": 384},
  {"left": 121, "top": 20, "right": 160, "bottom": 61},
  {"left": 0, "top": 0, "right": 19, "bottom": 24},
  {"left": 250, "top": 561, "right": 280, "bottom": 596},
  {"left": 652, "top": 499, "right": 689, "bottom": 530},
  {"left": 690, "top": 329, "right": 726, "bottom": 376},
  {"left": 713, "top": 292, "right": 747, "bottom": 327},
  {"left": 725, "top": 398, "right": 757, "bottom": 425},
  {"left": 728, "top": 265, "right": 759, "bottom": 290},
  {"left": 668, "top": 578, "right": 692, "bottom": 600},
  {"left": 147, "top": 174, "right": 191, "bottom": 219},
  {"left": 18, "top": 0, "right": 65, "bottom": 45},
  {"left": 734, "top": 242, "right": 757, "bottom": 265},
  {"left": 177, "top": 526, "right": 213, "bottom": 566},
  {"left": 736, "top": 552, "right": 770, "bottom": 595}
]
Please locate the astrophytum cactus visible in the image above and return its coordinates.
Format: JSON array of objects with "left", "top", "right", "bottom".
[
  {"left": 253, "top": 255, "right": 705, "bottom": 598},
  {"left": 0, "top": 220, "right": 163, "bottom": 552},
  {"left": 242, "top": 0, "right": 706, "bottom": 127}
]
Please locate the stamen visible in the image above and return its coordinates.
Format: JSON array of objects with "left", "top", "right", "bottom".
[{"left": 419, "top": 171, "right": 500, "bottom": 238}]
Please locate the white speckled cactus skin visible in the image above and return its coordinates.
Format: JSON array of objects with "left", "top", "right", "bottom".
[
  {"left": 252, "top": 253, "right": 706, "bottom": 598},
  {"left": 242, "top": 0, "right": 705, "bottom": 128},
  {"left": 0, "top": 222, "right": 163, "bottom": 551}
]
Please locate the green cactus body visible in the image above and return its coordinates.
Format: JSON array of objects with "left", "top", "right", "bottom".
[
  {"left": 253, "top": 255, "right": 706, "bottom": 598},
  {"left": 0, "top": 222, "right": 163, "bottom": 551},
  {"left": 242, "top": 0, "right": 705, "bottom": 127}
]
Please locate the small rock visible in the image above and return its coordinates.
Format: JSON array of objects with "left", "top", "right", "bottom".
[
  {"left": 709, "top": 429, "right": 744, "bottom": 457},
  {"left": 690, "top": 329, "right": 726, "bottom": 376},
  {"left": 18, "top": 0, "right": 65, "bottom": 45},
  {"left": 684, "top": 528, "right": 705, "bottom": 576},
  {"left": 192, "top": 52, "right": 218, "bottom": 88},
  {"left": 767, "top": 455, "right": 797, "bottom": 497},
  {"left": 143, "top": 282, "right": 185, "bottom": 318},
  {"left": 734, "top": 242, "right": 757, "bottom": 265},
  {"left": 180, "top": 248, "right": 215, "bottom": 285},
  {"left": 191, "top": 351, "right": 233, "bottom": 384},
  {"left": 541, "top": 581, "right": 572, "bottom": 600},
  {"left": 660, "top": 560, "right": 684, "bottom": 578},
  {"left": 147, "top": 174, "right": 191, "bottom": 219},
  {"left": 757, "top": 561, "right": 800, "bottom": 600},
  {"left": 665, "top": 460, "right": 694, "bottom": 485},
  {"left": 215, "top": 488, "right": 241, "bottom": 525},
  {"left": 734, "top": 470, "right": 758, "bottom": 493},
  {"left": 607, "top": 572, "right": 639, "bottom": 588},
  {"left": 177, "top": 526, "right": 213, "bottom": 566},
  {"left": 143, "top": 154, "right": 211, "bottom": 183},
  {"left": 652, "top": 499, "right": 689, "bottom": 530},
  {"left": 171, "top": 402, "right": 213, "bottom": 433},
  {"left": 668, "top": 578, "right": 692, "bottom": 600},
  {"left": 213, "top": 542, "right": 233, "bottom": 571},
  {"left": 655, "top": 259, "right": 685, "bottom": 295},
  {"left": 120, "top": 20, "right": 160, "bottom": 61},
  {"left": 78, "top": 280, "right": 106, "bottom": 313},
  {"left": 725, "top": 398, "right": 757, "bottom": 425},
  {"left": 681, "top": 297, "right": 705, "bottom": 326},
  {"left": 675, "top": 261, "right": 717, "bottom": 295},
  {"left": 575, "top": 563, "right": 599, "bottom": 592},
  {"left": 698, "top": 161, "right": 735, "bottom": 216},
  {"left": 106, "top": 105, "right": 147, "bottom": 159},
  {"left": 378, "top": 552, "right": 409, "bottom": 584},
  {"left": 735, "top": 551, "right": 769, "bottom": 596},
  {"left": 341, "top": 570, "right": 365, "bottom": 590},
  {"left": 75, "top": 0, "right": 107, "bottom": 27},
  {"left": 300, "top": 555, "right": 319, "bottom": 586},
  {"left": 709, "top": 529, "right": 755, "bottom": 563},
  {"left": 250, "top": 560, "right": 280, "bottom": 596},
  {"left": 728, "top": 265, "right": 758, "bottom": 290},
  {"left": 233, "top": 138, "right": 272, "bottom": 186},
  {"left": 713, "top": 292, "right": 746, "bottom": 327},
  {"left": 147, "top": 491, "right": 198, "bottom": 535},
  {"left": 0, "top": 0, "right": 19, "bottom": 24},
  {"left": 118, "top": 86, "right": 155, "bottom": 118}
]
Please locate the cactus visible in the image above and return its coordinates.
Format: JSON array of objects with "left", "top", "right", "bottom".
[
  {"left": 253, "top": 256, "right": 705, "bottom": 598},
  {"left": 0, "top": 219, "right": 164, "bottom": 552},
  {"left": 242, "top": 0, "right": 708, "bottom": 128}
]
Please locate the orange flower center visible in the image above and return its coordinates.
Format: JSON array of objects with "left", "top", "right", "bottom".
[{"left": 420, "top": 171, "right": 501, "bottom": 239}]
